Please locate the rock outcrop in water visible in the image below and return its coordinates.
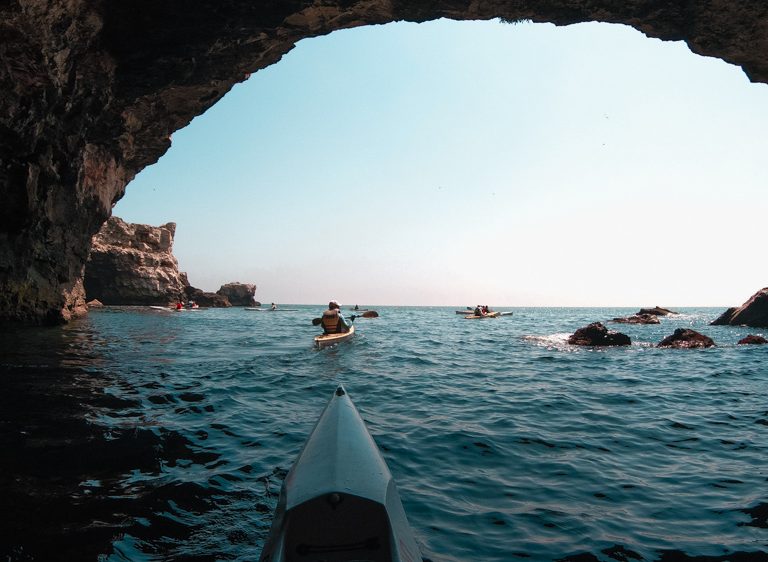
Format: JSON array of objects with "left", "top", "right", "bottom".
[
  {"left": 85, "top": 217, "right": 259, "bottom": 307},
  {"left": 84, "top": 217, "right": 189, "bottom": 305},
  {"left": 186, "top": 287, "right": 231, "bottom": 308},
  {"left": 568, "top": 322, "right": 631, "bottom": 346},
  {"left": 2, "top": 1, "right": 768, "bottom": 324},
  {"left": 638, "top": 306, "right": 677, "bottom": 316},
  {"left": 710, "top": 288, "right": 768, "bottom": 328},
  {"left": 657, "top": 328, "right": 715, "bottom": 348},
  {"left": 217, "top": 283, "right": 257, "bottom": 307},
  {"left": 737, "top": 334, "right": 768, "bottom": 345},
  {"left": 611, "top": 314, "right": 661, "bottom": 324}
]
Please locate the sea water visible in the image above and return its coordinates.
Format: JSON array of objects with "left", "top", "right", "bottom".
[{"left": 0, "top": 306, "right": 766, "bottom": 561}]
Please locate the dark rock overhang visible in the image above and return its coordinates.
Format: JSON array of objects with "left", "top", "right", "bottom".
[{"left": 1, "top": 1, "right": 767, "bottom": 324}]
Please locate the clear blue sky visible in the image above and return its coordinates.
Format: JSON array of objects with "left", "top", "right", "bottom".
[{"left": 114, "top": 19, "right": 767, "bottom": 307}]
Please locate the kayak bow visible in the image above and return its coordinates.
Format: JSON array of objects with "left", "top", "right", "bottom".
[{"left": 258, "top": 385, "right": 422, "bottom": 562}]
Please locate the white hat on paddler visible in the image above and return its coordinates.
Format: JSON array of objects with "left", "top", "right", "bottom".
[{"left": 329, "top": 300, "right": 340, "bottom": 309}]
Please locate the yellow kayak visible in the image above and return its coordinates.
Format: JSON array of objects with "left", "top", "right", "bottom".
[
  {"left": 314, "top": 325, "right": 355, "bottom": 348},
  {"left": 464, "top": 311, "right": 500, "bottom": 319}
]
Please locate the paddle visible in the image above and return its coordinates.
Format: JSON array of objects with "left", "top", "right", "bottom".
[{"left": 311, "top": 311, "right": 377, "bottom": 325}]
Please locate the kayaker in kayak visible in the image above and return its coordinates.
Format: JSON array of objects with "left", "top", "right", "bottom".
[
  {"left": 270, "top": 302, "right": 277, "bottom": 310},
  {"left": 473, "top": 305, "right": 485, "bottom": 316},
  {"left": 321, "top": 300, "right": 351, "bottom": 334}
]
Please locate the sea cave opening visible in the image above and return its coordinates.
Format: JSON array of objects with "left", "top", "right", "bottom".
[{"left": 112, "top": 19, "right": 768, "bottom": 309}]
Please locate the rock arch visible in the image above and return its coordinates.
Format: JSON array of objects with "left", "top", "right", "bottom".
[{"left": 1, "top": 1, "right": 767, "bottom": 324}]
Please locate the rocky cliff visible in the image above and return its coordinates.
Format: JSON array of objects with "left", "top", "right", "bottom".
[
  {"left": 2, "top": 1, "right": 768, "bottom": 324},
  {"left": 84, "top": 217, "right": 188, "bottom": 305}
]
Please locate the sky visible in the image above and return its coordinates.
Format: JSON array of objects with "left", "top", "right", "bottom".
[{"left": 113, "top": 19, "right": 767, "bottom": 307}]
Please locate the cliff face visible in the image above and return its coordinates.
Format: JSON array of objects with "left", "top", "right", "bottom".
[
  {"left": 84, "top": 217, "right": 188, "bottom": 305},
  {"left": 2, "top": 1, "right": 768, "bottom": 324}
]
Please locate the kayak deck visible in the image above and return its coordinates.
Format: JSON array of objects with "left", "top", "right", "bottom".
[
  {"left": 314, "top": 325, "right": 355, "bottom": 348},
  {"left": 258, "top": 385, "right": 421, "bottom": 562}
]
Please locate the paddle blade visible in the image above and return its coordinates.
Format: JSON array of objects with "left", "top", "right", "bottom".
[
  {"left": 311, "top": 317, "right": 322, "bottom": 326},
  {"left": 362, "top": 310, "right": 379, "bottom": 318}
]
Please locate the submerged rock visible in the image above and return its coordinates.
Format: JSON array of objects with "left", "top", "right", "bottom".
[
  {"left": 568, "top": 322, "right": 631, "bottom": 346},
  {"left": 710, "top": 288, "right": 768, "bottom": 327},
  {"left": 657, "top": 328, "right": 715, "bottom": 348},
  {"left": 737, "top": 334, "right": 768, "bottom": 345},
  {"left": 611, "top": 314, "right": 660, "bottom": 324}
]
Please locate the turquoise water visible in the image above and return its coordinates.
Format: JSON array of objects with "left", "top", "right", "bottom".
[{"left": 1, "top": 306, "right": 766, "bottom": 561}]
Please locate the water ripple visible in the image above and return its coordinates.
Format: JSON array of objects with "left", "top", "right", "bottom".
[{"left": 0, "top": 307, "right": 766, "bottom": 560}]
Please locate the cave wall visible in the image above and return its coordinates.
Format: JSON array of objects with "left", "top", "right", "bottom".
[{"left": 1, "top": 0, "right": 767, "bottom": 324}]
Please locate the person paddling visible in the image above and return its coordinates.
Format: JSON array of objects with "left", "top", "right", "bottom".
[{"left": 321, "top": 300, "right": 351, "bottom": 334}]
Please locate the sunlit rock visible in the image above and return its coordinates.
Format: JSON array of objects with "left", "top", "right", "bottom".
[{"left": 84, "top": 217, "right": 188, "bottom": 305}]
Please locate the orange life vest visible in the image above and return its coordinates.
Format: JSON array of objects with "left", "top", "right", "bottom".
[{"left": 321, "top": 309, "right": 341, "bottom": 334}]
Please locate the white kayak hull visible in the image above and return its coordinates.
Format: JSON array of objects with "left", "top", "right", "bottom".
[
  {"left": 258, "top": 385, "right": 421, "bottom": 562},
  {"left": 313, "top": 325, "right": 355, "bottom": 348}
]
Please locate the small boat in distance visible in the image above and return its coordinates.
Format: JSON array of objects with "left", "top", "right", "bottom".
[
  {"left": 258, "top": 385, "right": 422, "bottom": 562},
  {"left": 314, "top": 325, "right": 355, "bottom": 349},
  {"left": 464, "top": 311, "right": 501, "bottom": 319}
]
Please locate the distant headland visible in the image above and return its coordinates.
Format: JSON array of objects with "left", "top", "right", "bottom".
[{"left": 84, "top": 217, "right": 258, "bottom": 308}]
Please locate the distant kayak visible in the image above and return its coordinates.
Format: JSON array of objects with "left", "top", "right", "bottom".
[
  {"left": 314, "top": 325, "right": 355, "bottom": 349},
  {"left": 245, "top": 307, "right": 298, "bottom": 312},
  {"left": 149, "top": 305, "right": 203, "bottom": 312},
  {"left": 258, "top": 385, "right": 421, "bottom": 562},
  {"left": 464, "top": 311, "right": 501, "bottom": 319}
]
